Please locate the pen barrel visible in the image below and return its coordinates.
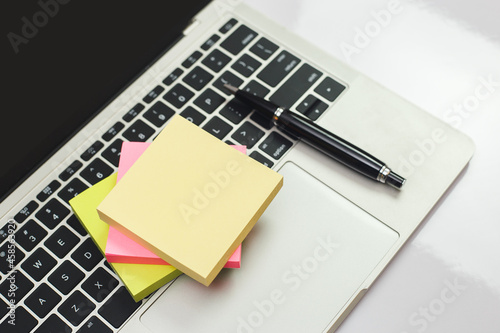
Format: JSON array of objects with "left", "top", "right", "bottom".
[{"left": 277, "top": 110, "right": 385, "bottom": 180}]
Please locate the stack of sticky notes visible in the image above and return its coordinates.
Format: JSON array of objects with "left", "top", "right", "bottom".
[{"left": 70, "top": 115, "right": 283, "bottom": 300}]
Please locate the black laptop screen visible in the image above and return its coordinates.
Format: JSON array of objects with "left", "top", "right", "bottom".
[{"left": 1, "top": 0, "right": 210, "bottom": 202}]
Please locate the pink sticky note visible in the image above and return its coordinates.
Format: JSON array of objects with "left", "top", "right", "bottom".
[{"left": 105, "top": 141, "right": 245, "bottom": 268}]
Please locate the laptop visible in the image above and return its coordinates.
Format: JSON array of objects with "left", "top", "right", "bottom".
[{"left": 1, "top": 1, "right": 475, "bottom": 332}]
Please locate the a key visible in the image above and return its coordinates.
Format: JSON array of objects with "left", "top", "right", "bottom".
[
  {"left": 144, "top": 101, "right": 175, "bottom": 127},
  {"left": 162, "top": 68, "right": 183, "bottom": 86},
  {"left": 231, "top": 122, "right": 265, "bottom": 149},
  {"left": 59, "top": 160, "right": 83, "bottom": 182},
  {"left": 0, "top": 271, "right": 34, "bottom": 302},
  {"left": 98, "top": 286, "right": 141, "bottom": 328},
  {"left": 269, "top": 63, "right": 322, "bottom": 108},
  {"left": 314, "top": 76, "right": 346, "bottom": 102},
  {"left": 21, "top": 248, "right": 57, "bottom": 281},
  {"left": 220, "top": 24, "right": 257, "bottom": 55},
  {"left": 231, "top": 54, "right": 261, "bottom": 77},
  {"left": 183, "top": 66, "right": 214, "bottom": 91},
  {"left": 81, "top": 141, "right": 105, "bottom": 162},
  {"left": 296, "top": 95, "right": 328, "bottom": 120},
  {"left": 78, "top": 316, "right": 113, "bottom": 333},
  {"left": 71, "top": 238, "right": 104, "bottom": 271},
  {"left": 0, "top": 242, "right": 25, "bottom": 274},
  {"left": 67, "top": 214, "right": 87, "bottom": 236},
  {"left": 220, "top": 100, "right": 253, "bottom": 124},
  {"left": 250, "top": 151, "right": 274, "bottom": 168},
  {"left": 14, "top": 200, "right": 39, "bottom": 223},
  {"left": 213, "top": 71, "right": 243, "bottom": 95},
  {"left": 143, "top": 85, "right": 165, "bottom": 103},
  {"left": 15, "top": 219, "right": 48, "bottom": 252},
  {"left": 36, "top": 180, "right": 61, "bottom": 202},
  {"left": 259, "top": 132, "right": 293, "bottom": 160},
  {"left": 257, "top": 50, "right": 300, "bottom": 87},
  {"left": 202, "top": 117, "right": 233, "bottom": 140},
  {"left": 0, "top": 307, "right": 38, "bottom": 332},
  {"left": 101, "top": 139, "right": 123, "bottom": 167},
  {"left": 25, "top": 283, "right": 61, "bottom": 318},
  {"left": 80, "top": 158, "right": 113, "bottom": 185},
  {"left": 202, "top": 49, "right": 231, "bottom": 73},
  {"left": 58, "top": 290, "right": 96, "bottom": 326},
  {"left": 34, "top": 314, "right": 71, "bottom": 333},
  {"left": 182, "top": 50, "right": 202, "bottom": 69},
  {"left": 44, "top": 225, "right": 80, "bottom": 259},
  {"left": 122, "top": 120, "right": 155, "bottom": 142},
  {"left": 250, "top": 36, "right": 278, "bottom": 60},
  {"left": 122, "top": 103, "right": 145, "bottom": 122},
  {"left": 219, "top": 18, "right": 238, "bottom": 34},
  {"left": 201, "top": 34, "right": 220, "bottom": 51},
  {"left": 102, "top": 122, "right": 125, "bottom": 142},
  {"left": 58, "top": 178, "right": 88, "bottom": 203},
  {"left": 163, "top": 83, "right": 194, "bottom": 108},
  {"left": 193, "top": 88, "right": 226, "bottom": 114},
  {"left": 36, "top": 198, "right": 69, "bottom": 230},
  {"left": 180, "top": 106, "right": 206, "bottom": 126},
  {"left": 82, "top": 267, "right": 119, "bottom": 302},
  {"left": 242, "top": 80, "right": 270, "bottom": 98},
  {"left": 49, "top": 260, "right": 85, "bottom": 295}
]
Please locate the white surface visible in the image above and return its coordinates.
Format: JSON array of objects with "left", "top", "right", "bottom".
[{"left": 242, "top": 0, "right": 500, "bottom": 332}]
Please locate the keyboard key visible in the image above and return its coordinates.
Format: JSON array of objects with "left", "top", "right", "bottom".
[
  {"left": 143, "top": 85, "right": 165, "bottom": 104},
  {"left": 182, "top": 50, "right": 202, "bottom": 69},
  {"left": 183, "top": 66, "right": 214, "bottom": 91},
  {"left": 231, "top": 54, "right": 261, "bottom": 77},
  {"left": 81, "top": 141, "right": 104, "bottom": 161},
  {"left": 270, "top": 63, "right": 322, "bottom": 108},
  {"left": 98, "top": 286, "right": 141, "bottom": 328},
  {"left": 80, "top": 158, "right": 114, "bottom": 186},
  {"left": 58, "top": 178, "right": 89, "bottom": 203},
  {"left": 59, "top": 160, "right": 83, "bottom": 182},
  {"left": 314, "top": 77, "right": 346, "bottom": 102},
  {"left": 34, "top": 314, "right": 71, "bottom": 333},
  {"left": 144, "top": 101, "right": 175, "bottom": 127},
  {"left": 250, "top": 151, "right": 274, "bottom": 168},
  {"left": 219, "top": 18, "right": 238, "bottom": 34},
  {"left": 296, "top": 95, "right": 329, "bottom": 121},
  {"left": 14, "top": 200, "right": 39, "bottom": 223},
  {"left": 16, "top": 219, "right": 48, "bottom": 252},
  {"left": 162, "top": 68, "right": 183, "bottom": 86},
  {"left": 122, "top": 103, "right": 145, "bottom": 122},
  {"left": 202, "top": 117, "right": 233, "bottom": 140},
  {"left": 193, "top": 88, "right": 225, "bottom": 114},
  {"left": 45, "top": 226, "right": 80, "bottom": 259},
  {"left": 243, "top": 80, "right": 270, "bottom": 98},
  {"left": 67, "top": 214, "right": 87, "bottom": 236},
  {"left": 201, "top": 34, "right": 220, "bottom": 51},
  {"left": 250, "top": 37, "right": 279, "bottom": 60},
  {"left": 0, "top": 271, "right": 34, "bottom": 302},
  {"left": 259, "top": 132, "right": 293, "bottom": 160},
  {"left": 0, "top": 221, "right": 15, "bottom": 244},
  {"left": 36, "top": 180, "right": 61, "bottom": 202},
  {"left": 102, "top": 122, "right": 125, "bottom": 142},
  {"left": 49, "top": 260, "right": 85, "bottom": 295},
  {"left": 101, "top": 139, "right": 123, "bottom": 167},
  {"left": 257, "top": 50, "right": 300, "bottom": 87},
  {"left": 122, "top": 120, "right": 155, "bottom": 142},
  {"left": 220, "top": 100, "right": 253, "bottom": 124},
  {"left": 213, "top": 71, "right": 243, "bottom": 95},
  {"left": 82, "top": 267, "right": 119, "bottom": 302},
  {"left": 58, "top": 290, "right": 95, "bottom": 326},
  {"left": 250, "top": 112, "right": 274, "bottom": 130},
  {"left": 22, "top": 248, "right": 57, "bottom": 281},
  {"left": 202, "top": 49, "right": 231, "bottom": 73},
  {"left": 25, "top": 283, "right": 61, "bottom": 318},
  {"left": 0, "top": 242, "right": 25, "bottom": 274},
  {"left": 78, "top": 316, "right": 112, "bottom": 333},
  {"left": 163, "top": 83, "right": 194, "bottom": 108},
  {"left": 231, "top": 121, "right": 265, "bottom": 149},
  {"left": 36, "top": 198, "right": 70, "bottom": 230},
  {"left": 71, "top": 238, "right": 103, "bottom": 271},
  {"left": 0, "top": 306, "right": 38, "bottom": 333},
  {"left": 180, "top": 106, "right": 206, "bottom": 126},
  {"left": 220, "top": 24, "right": 257, "bottom": 55}
]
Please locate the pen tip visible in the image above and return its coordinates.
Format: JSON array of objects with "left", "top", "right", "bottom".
[{"left": 223, "top": 84, "right": 238, "bottom": 95}]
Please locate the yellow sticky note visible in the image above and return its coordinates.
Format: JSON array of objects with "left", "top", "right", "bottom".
[
  {"left": 69, "top": 173, "right": 181, "bottom": 302},
  {"left": 97, "top": 115, "right": 283, "bottom": 286}
]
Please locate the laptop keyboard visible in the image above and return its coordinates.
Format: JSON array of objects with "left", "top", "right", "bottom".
[{"left": 0, "top": 17, "right": 345, "bottom": 332}]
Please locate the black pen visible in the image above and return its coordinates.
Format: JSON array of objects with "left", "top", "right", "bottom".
[{"left": 224, "top": 84, "right": 406, "bottom": 189}]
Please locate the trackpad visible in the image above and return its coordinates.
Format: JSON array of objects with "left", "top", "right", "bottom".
[{"left": 141, "top": 162, "right": 398, "bottom": 332}]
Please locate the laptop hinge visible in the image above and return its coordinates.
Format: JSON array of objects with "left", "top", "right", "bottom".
[{"left": 183, "top": 19, "right": 201, "bottom": 36}]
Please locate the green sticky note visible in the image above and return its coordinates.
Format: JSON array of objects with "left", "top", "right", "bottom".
[{"left": 69, "top": 173, "right": 181, "bottom": 302}]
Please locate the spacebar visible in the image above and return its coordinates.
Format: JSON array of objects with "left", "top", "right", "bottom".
[{"left": 269, "top": 63, "right": 322, "bottom": 109}]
